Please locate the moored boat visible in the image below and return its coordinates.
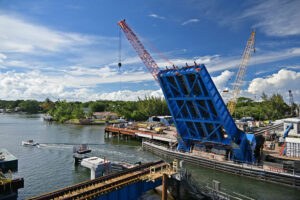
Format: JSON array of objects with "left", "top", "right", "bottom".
[{"left": 73, "top": 144, "right": 91, "bottom": 154}]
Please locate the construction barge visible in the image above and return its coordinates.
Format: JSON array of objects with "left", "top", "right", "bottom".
[
  {"left": 0, "top": 149, "right": 18, "bottom": 172},
  {"left": 143, "top": 141, "right": 300, "bottom": 188}
]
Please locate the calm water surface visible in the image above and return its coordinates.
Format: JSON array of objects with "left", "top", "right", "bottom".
[{"left": 0, "top": 114, "right": 299, "bottom": 200}]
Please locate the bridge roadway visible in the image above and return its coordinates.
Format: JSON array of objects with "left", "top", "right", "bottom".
[{"left": 28, "top": 160, "right": 176, "bottom": 200}]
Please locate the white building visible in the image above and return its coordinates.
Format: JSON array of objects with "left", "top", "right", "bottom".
[
  {"left": 283, "top": 118, "right": 300, "bottom": 137},
  {"left": 285, "top": 137, "right": 300, "bottom": 158}
]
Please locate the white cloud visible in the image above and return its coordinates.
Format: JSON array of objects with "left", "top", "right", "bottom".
[
  {"left": 98, "top": 90, "right": 163, "bottom": 101},
  {"left": 0, "top": 64, "right": 235, "bottom": 101},
  {"left": 248, "top": 69, "right": 300, "bottom": 103},
  {"left": 0, "top": 67, "right": 155, "bottom": 101},
  {"left": 0, "top": 53, "right": 7, "bottom": 63},
  {"left": 181, "top": 19, "right": 199, "bottom": 25},
  {"left": 0, "top": 14, "right": 104, "bottom": 54},
  {"left": 148, "top": 14, "right": 165, "bottom": 20},
  {"left": 212, "top": 70, "right": 234, "bottom": 90},
  {"left": 155, "top": 47, "right": 300, "bottom": 74},
  {"left": 242, "top": 0, "right": 300, "bottom": 37},
  {"left": 207, "top": 47, "right": 300, "bottom": 73}
]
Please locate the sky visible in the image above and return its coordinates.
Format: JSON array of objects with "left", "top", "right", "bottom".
[{"left": 0, "top": 0, "right": 299, "bottom": 103}]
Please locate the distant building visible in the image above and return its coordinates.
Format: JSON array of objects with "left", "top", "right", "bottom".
[{"left": 92, "top": 112, "right": 118, "bottom": 120}]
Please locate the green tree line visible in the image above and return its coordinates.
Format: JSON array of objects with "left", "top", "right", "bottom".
[
  {"left": 232, "top": 93, "right": 296, "bottom": 120},
  {"left": 0, "top": 93, "right": 298, "bottom": 122}
]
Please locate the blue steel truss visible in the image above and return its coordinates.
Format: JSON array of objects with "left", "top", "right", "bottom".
[{"left": 158, "top": 64, "right": 255, "bottom": 162}]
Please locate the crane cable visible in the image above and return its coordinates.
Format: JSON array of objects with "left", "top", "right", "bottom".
[
  {"left": 118, "top": 27, "right": 122, "bottom": 70},
  {"left": 133, "top": 29, "right": 174, "bottom": 67},
  {"left": 118, "top": 26, "right": 122, "bottom": 101}
]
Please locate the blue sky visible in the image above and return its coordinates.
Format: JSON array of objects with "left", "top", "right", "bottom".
[{"left": 0, "top": 0, "right": 299, "bottom": 103}]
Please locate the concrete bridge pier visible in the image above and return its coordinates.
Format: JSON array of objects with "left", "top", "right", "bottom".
[{"left": 81, "top": 157, "right": 111, "bottom": 180}]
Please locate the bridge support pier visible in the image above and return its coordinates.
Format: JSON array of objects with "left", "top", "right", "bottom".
[
  {"left": 162, "top": 174, "right": 167, "bottom": 200},
  {"left": 81, "top": 157, "right": 111, "bottom": 180}
]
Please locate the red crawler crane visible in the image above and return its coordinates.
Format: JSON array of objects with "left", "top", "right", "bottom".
[{"left": 117, "top": 19, "right": 173, "bottom": 85}]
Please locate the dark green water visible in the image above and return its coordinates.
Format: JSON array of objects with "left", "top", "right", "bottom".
[{"left": 0, "top": 114, "right": 299, "bottom": 200}]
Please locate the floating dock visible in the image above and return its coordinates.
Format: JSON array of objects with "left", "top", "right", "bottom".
[{"left": 0, "top": 149, "right": 18, "bottom": 172}]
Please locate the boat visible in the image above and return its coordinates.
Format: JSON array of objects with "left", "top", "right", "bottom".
[
  {"left": 22, "top": 140, "right": 39, "bottom": 147},
  {"left": 73, "top": 144, "right": 91, "bottom": 154},
  {"left": 43, "top": 114, "right": 53, "bottom": 121}
]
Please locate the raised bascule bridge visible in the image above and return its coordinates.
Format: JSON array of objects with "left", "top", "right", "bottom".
[
  {"left": 157, "top": 64, "right": 256, "bottom": 163},
  {"left": 117, "top": 19, "right": 256, "bottom": 164}
]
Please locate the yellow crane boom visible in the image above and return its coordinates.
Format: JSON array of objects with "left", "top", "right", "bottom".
[{"left": 228, "top": 31, "right": 256, "bottom": 115}]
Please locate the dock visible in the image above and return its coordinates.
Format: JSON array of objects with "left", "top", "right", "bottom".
[
  {"left": 0, "top": 149, "right": 18, "bottom": 172},
  {"left": 28, "top": 160, "right": 178, "bottom": 200},
  {"left": 104, "top": 126, "right": 177, "bottom": 143}
]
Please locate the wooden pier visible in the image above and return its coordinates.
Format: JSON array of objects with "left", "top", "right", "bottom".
[{"left": 104, "top": 126, "right": 177, "bottom": 143}]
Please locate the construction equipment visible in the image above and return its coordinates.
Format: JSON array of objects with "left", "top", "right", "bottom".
[
  {"left": 118, "top": 19, "right": 256, "bottom": 163},
  {"left": 117, "top": 19, "right": 172, "bottom": 85},
  {"left": 280, "top": 123, "right": 293, "bottom": 155},
  {"left": 227, "top": 31, "right": 256, "bottom": 115}
]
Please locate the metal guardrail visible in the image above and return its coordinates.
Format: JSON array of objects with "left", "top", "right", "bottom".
[
  {"left": 28, "top": 160, "right": 165, "bottom": 200},
  {"left": 254, "top": 123, "right": 283, "bottom": 135}
]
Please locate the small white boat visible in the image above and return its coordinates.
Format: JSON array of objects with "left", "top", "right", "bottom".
[{"left": 22, "top": 140, "right": 39, "bottom": 147}]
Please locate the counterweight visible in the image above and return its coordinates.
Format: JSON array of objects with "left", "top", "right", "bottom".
[{"left": 228, "top": 31, "right": 256, "bottom": 115}]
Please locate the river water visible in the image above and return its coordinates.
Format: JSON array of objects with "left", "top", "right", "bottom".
[{"left": 0, "top": 114, "right": 299, "bottom": 199}]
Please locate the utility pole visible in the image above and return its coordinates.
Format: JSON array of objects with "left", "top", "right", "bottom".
[
  {"left": 289, "top": 90, "right": 295, "bottom": 117},
  {"left": 162, "top": 173, "right": 167, "bottom": 200}
]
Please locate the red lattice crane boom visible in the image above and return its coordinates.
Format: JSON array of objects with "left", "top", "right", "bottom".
[{"left": 117, "top": 19, "right": 167, "bottom": 85}]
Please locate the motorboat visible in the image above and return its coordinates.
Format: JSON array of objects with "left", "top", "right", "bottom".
[
  {"left": 22, "top": 140, "right": 39, "bottom": 147},
  {"left": 73, "top": 144, "right": 91, "bottom": 154}
]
